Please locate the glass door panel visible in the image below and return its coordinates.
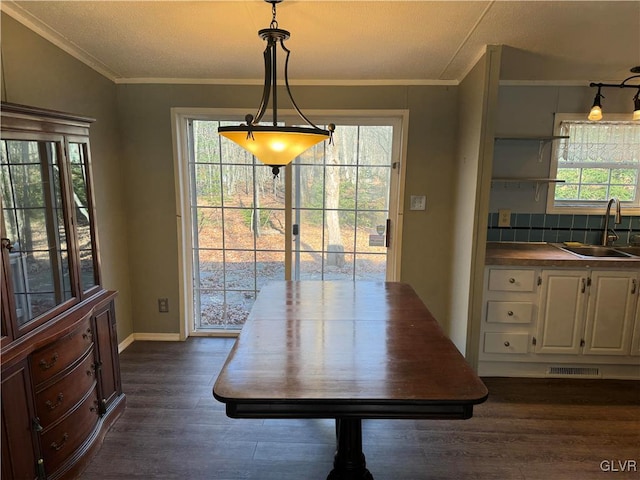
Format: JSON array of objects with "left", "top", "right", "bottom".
[
  {"left": 292, "top": 125, "right": 393, "bottom": 282},
  {"left": 0, "top": 139, "right": 73, "bottom": 327},
  {"left": 68, "top": 142, "right": 98, "bottom": 293},
  {"left": 186, "top": 118, "right": 397, "bottom": 332},
  {"left": 190, "top": 120, "right": 285, "bottom": 330}
]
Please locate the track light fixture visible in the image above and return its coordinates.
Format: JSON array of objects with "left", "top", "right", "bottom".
[
  {"left": 588, "top": 66, "right": 640, "bottom": 121},
  {"left": 588, "top": 86, "right": 604, "bottom": 121},
  {"left": 218, "top": 0, "right": 335, "bottom": 177}
]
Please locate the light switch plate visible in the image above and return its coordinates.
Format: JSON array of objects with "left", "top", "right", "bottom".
[{"left": 410, "top": 195, "right": 426, "bottom": 211}]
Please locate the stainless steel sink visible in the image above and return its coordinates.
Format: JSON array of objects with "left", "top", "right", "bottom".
[
  {"left": 560, "top": 245, "right": 634, "bottom": 258},
  {"left": 612, "top": 245, "right": 640, "bottom": 257}
]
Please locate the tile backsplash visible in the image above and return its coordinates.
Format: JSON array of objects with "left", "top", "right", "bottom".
[{"left": 487, "top": 213, "right": 640, "bottom": 244}]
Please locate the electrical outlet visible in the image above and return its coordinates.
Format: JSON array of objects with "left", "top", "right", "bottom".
[
  {"left": 158, "top": 298, "right": 169, "bottom": 313},
  {"left": 498, "top": 209, "right": 511, "bottom": 227}
]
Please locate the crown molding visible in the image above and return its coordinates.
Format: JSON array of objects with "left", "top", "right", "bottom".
[
  {"left": 499, "top": 80, "right": 591, "bottom": 87},
  {"left": 115, "top": 77, "right": 458, "bottom": 86}
]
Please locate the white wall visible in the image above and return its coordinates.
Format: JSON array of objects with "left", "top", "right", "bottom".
[{"left": 449, "top": 46, "right": 502, "bottom": 359}]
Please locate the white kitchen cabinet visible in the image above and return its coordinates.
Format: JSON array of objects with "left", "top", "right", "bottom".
[
  {"left": 537, "top": 269, "right": 639, "bottom": 356},
  {"left": 536, "top": 270, "right": 587, "bottom": 354},
  {"left": 583, "top": 271, "right": 639, "bottom": 355},
  {"left": 479, "top": 267, "right": 540, "bottom": 359}
]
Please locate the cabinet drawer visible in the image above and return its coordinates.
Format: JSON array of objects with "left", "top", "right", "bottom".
[
  {"left": 35, "top": 350, "right": 97, "bottom": 429},
  {"left": 488, "top": 269, "right": 536, "bottom": 292},
  {"left": 40, "top": 386, "right": 99, "bottom": 474},
  {"left": 486, "top": 301, "right": 533, "bottom": 324},
  {"left": 31, "top": 315, "right": 93, "bottom": 386},
  {"left": 484, "top": 333, "right": 530, "bottom": 354}
]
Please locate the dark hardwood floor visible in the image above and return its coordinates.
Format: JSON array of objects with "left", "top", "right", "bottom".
[{"left": 78, "top": 338, "right": 639, "bottom": 480}]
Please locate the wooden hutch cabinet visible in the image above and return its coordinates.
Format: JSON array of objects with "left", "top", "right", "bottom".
[{"left": 1, "top": 103, "right": 125, "bottom": 479}]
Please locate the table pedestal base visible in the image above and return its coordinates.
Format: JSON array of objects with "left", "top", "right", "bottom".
[{"left": 327, "top": 419, "right": 374, "bottom": 480}]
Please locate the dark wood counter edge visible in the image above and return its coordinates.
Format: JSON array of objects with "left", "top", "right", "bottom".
[
  {"left": 485, "top": 242, "right": 640, "bottom": 268},
  {"left": 0, "top": 289, "right": 118, "bottom": 368}
]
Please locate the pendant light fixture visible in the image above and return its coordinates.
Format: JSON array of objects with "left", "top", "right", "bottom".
[
  {"left": 218, "top": 0, "right": 335, "bottom": 177},
  {"left": 587, "top": 66, "right": 640, "bottom": 121}
]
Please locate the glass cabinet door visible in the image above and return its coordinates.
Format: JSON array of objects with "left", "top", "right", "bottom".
[
  {"left": 0, "top": 138, "right": 74, "bottom": 329},
  {"left": 68, "top": 141, "right": 99, "bottom": 293}
]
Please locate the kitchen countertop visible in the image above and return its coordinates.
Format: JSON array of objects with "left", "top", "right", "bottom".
[{"left": 485, "top": 242, "right": 640, "bottom": 268}]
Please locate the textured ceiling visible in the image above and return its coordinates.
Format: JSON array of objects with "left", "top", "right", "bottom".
[{"left": 2, "top": 0, "right": 639, "bottom": 84}]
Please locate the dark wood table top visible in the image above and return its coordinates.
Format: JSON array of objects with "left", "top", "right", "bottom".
[{"left": 213, "top": 281, "right": 488, "bottom": 419}]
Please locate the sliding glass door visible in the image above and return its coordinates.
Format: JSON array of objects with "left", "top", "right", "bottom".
[{"left": 178, "top": 112, "right": 404, "bottom": 332}]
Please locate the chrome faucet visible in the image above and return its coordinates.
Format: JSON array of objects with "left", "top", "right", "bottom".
[{"left": 602, "top": 198, "right": 622, "bottom": 246}]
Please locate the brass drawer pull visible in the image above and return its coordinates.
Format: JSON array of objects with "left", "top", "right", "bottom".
[
  {"left": 82, "top": 327, "right": 93, "bottom": 341},
  {"left": 509, "top": 278, "right": 516, "bottom": 284},
  {"left": 45, "top": 393, "right": 64, "bottom": 411},
  {"left": 504, "top": 341, "right": 510, "bottom": 347},
  {"left": 51, "top": 433, "right": 69, "bottom": 451},
  {"left": 39, "top": 353, "right": 59, "bottom": 370},
  {"left": 507, "top": 311, "right": 514, "bottom": 316}
]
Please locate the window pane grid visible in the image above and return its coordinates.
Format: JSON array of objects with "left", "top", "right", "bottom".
[
  {"left": 188, "top": 120, "right": 393, "bottom": 330},
  {"left": 554, "top": 120, "right": 640, "bottom": 206}
]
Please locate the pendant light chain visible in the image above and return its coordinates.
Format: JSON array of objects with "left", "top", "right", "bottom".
[{"left": 270, "top": 1, "right": 278, "bottom": 29}]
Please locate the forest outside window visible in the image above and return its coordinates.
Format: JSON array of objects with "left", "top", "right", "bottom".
[{"left": 547, "top": 114, "right": 640, "bottom": 214}]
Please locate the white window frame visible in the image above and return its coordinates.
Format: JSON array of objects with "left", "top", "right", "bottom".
[{"left": 546, "top": 113, "right": 640, "bottom": 215}]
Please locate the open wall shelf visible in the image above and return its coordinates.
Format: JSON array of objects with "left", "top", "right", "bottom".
[{"left": 491, "top": 178, "right": 566, "bottom": 201}]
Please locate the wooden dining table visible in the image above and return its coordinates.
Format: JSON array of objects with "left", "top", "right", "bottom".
[{"left": 213, "top": 281, "right": 488, "bottom": 480}]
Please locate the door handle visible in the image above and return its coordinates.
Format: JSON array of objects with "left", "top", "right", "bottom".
[
  {"left": 1, "top": 238, "right": 13, "bottom": 252},
  {"left": 385, "top": 219, "right": 391, "bottom": 248}
]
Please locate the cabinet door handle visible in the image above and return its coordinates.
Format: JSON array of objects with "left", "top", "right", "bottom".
[
  {"left": 507, "top": 311, "right": 514, "bottom": 316},
  {"left": 504, "top": 341, "right": 510, "bottom": 347},
  {"left": 581, "top": 278, "right": 586, "bottom": 293},
  {"left": 509, "top": 278, "right": 516, "bottom": 284},
  {"left": 632, "top": 279, "right": 637, "bottom": 295},
  {"left": 32, "top": 417, "right": 43, "bottom": 433}
]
